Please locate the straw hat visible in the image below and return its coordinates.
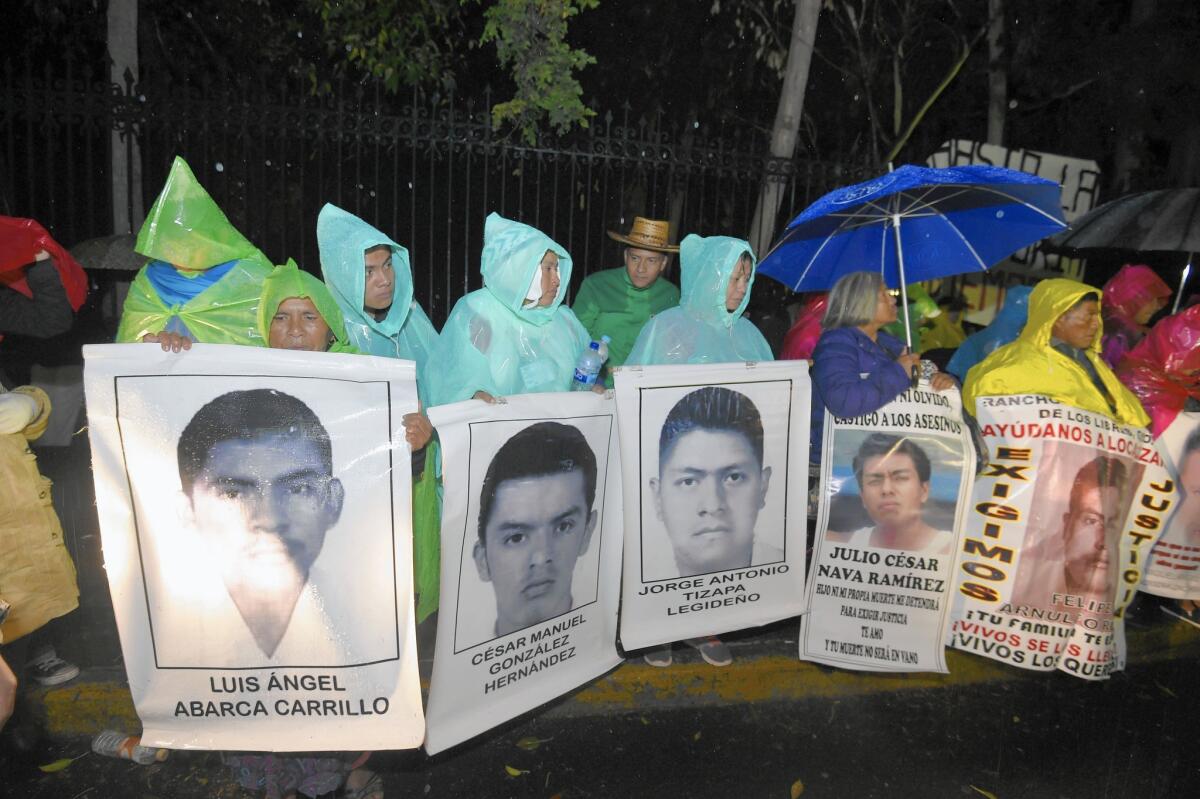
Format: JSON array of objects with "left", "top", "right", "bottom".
[{"left": 607, "top": 217, "right": 679, "bottom": 253}]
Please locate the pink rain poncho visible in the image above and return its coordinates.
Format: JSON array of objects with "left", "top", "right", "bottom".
[
  {"left": 1115, "top": 305, "right": 1200, "bottom": 438},
  {"left": 1100, "top": 263, "right": 1171, "bottom": 368},
  {"left": 780, "top": 293, "right": 827, "bottom": 360}
]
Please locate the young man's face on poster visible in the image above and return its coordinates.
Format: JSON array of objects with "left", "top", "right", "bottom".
[
  {"left": 473, "top": 469, "right": 597, "bottom": 636},
  {"left": 1173, "top": 449, "right": 1200, "bottom": 545},
  {"left": 187, "top": 433, "right": 345, "bottom": 590},
  {"left": 1061, "top": 483, "right": 1121, "bottom": 601},
  {"left": 859, "top": 451, "right": 930, "bottom": 529},
  {"left": 652, "top": 428, "right": 771, "bottom": 576}
]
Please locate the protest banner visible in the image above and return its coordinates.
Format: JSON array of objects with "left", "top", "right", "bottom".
[
  {"left": 801, "top": 385, "right": 975, "bottom": 672},
  {"left": 84, "top": 343, "right": 424, "bottom": 750},
  {"left": 1139, "top": 413, "right": 1200, "bottom": 599},
  {"left": 949, "top": 395, "right": 1169, "bottom": 680},
  {"left": 613, "top": 362, "right": 810, "bottom": 651},
  {"left": 423, "top": 392, "right": 622, "bottom": 754}
]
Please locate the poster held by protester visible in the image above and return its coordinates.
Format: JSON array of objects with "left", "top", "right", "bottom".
[
  {"left": 84, "top": 343, "right": 425, "bottom": 750},
  {"left": 1139, "top": 412, "right": 1200, "bottom": 599},
  {"left": 424, "top": 392, "right": 622, "bottom": 755},
  {"left": 801, "top": 385, "right": 975, "bottom": 672},
  {"left": 614, "top": 362, "right": 810, "bottom": 651},
  {"left": 949, "top": 396, "right": 1169, "bottom": 680}
]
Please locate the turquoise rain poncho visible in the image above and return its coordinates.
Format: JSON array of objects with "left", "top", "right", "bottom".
[
  {"left": 425, "top": 213, "right": 590, "bottom": 406},
  {"left": 625, "top": 234, "right": 773, "bottom": 365},
  {"left": 317, "top": 204, "right": 439, "bottom": 380},
  {"left": 116, "top": 156, "right": 273, "bottom": 345}
]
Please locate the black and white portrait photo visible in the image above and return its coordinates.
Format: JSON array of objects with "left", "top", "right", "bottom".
[
  {"left": 454, "top": 416, "right": 611, "bottom": 651},
  {"left": 116, "top": 375, "right": 403, "bottom": 669},
  {"left": 639, "top": 382, "right": 791, "bottom": 582}
]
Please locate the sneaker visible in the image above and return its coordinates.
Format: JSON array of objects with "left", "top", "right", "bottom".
[
  {"left": 684, "top": 636, "right": 733, "bottom": 667},
  {"left": 642, "top": 645, "right": 673, "bottom": 667},
  {"left": 27, "top": 651, "right": 80, "bottom": 687},
  {"left": 1161, "top": 602, "right": 1200, "bottom": 630}
]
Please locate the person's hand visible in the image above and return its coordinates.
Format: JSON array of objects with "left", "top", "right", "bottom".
[
  {"left": 930, "top": 372, "right": 957, "bottom": 392},
  {"left": 472, "top": 390, "right": 498, "bottom": 404},
  {"left": 0, "top": 391, "right": 40, "bottom": 435},
  {"left": 142, "top": 332, "right": 192, "bottom": 352},
  {"left": 33, "top": 249, "right": 50, "bottom": 262},
  {"left": 402, "top": 411, "right": 434, "bottom": 451},
  {"left": 591, "top": 383, "right": 607, "bottom": 395},
  {"left": 0, "top": 652, "right": 16, "bottom": 733},
  {"left": 896, "top": 348, "right": 920, "bottom": 373}
]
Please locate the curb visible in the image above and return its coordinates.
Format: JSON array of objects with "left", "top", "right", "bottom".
[{"left": 30, "top": 623, "right": 1200, "bottom": 739}]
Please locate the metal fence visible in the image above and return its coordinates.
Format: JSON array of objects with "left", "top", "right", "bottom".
[{"left": 2, "top": 55, "right": 871, "bottom": 325}]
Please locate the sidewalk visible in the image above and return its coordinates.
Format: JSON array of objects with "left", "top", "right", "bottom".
[{"left": 28, "top": 614, "right": 1200, "bottom": 740}]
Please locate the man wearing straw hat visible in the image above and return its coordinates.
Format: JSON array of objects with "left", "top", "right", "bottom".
[{"left": 573, "top": 217, "right": 681, "bottom": 385}]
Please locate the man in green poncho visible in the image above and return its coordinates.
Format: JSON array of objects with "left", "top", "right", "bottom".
[
  {"left": 573, "top": 218, "right": 681, "bottom": 385},
  {"left": 116, "top": 156, "right": 273, "bottom": 350}
]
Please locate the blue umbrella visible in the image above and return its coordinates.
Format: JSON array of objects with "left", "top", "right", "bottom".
[{"left": 758, "top": 164, "right": 1067, "bottom": 347}]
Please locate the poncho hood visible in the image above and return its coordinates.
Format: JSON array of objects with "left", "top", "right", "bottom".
[
  {"left": 1116, "top": 305, "right": 1200, "bottom": 438},
  {"left": 480, "top": 213, "right": 572, "bottom": 327},
  {"left": 136, "top": 156, "right": 270, "bottom": 272},
  {"left": 679, "top": 234, "right": 755, "bottom": 329},
  {"left": 1102, "top": 263, "right": 1170, "bottom": 325},
  {"left": 963, "top": 278, "right": 1150, "bottom": 427},
  {"left": 317, "top": 203, "right": 415, "bottom": 336},
  {"left": 257, "top": 260, "right": 356, "bottom": 353}
]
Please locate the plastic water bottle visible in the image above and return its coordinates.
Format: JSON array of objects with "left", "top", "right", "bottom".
[
  {"left": 572, "top": 341, "right": 604, "bottom": 390},
  {"left": 596, "top": 334, "right": 611, "bottom": 363},
  {"left": 91, "top": 730, "right": 169, "bottom": 764}
]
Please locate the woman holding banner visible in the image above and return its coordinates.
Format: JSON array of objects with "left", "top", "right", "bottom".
[
  {"left": 624, "top": 234, "right": 771, "bottom": 668},
  {"left": 962, "top": 278, "right": 1149, "bottom": 428}
]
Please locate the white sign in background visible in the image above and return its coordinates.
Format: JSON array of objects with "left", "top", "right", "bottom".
[
  {"left": 424, "top": 392, "right": 623, "bottom": 755},
  {"left": 84, "top": 343, "right": 425, "bottom": 751},
  {"left": 614, "top": 362, "right": 811, "bottom": 651}
]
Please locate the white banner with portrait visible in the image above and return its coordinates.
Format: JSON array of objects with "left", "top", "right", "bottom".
[
  {"left": 801, "top": 386, "right": 975, "bottom": 672},
  {"left": 83, "top": 343, "right": 425, "bottom": 751},
  {"left": 1137, "top": 412, "right": 1200, "bottom": 599},
  {"left": 613, "top": 362, "right": 810, "bottom": 651},
  {"left": 423, "top": 392, "right": 623, "bottom": 755},
  {"left": 949, "top": 396, "right": 1169, "bottom": 680}
]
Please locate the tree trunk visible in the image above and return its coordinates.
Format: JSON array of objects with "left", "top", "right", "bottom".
[
  {"left": 748, "top": 0, "right": 822, "bottom": 262},
  {"left": 986, "top": 0, "right": 1006, "bottom": 145},
  {"left": 107, "top": 0, "right": 143, "bottom": 235}
]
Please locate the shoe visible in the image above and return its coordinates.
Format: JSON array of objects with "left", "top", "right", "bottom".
[
  {"left": 684, "top": 636, "right": 733, "bottom": 667},
  {"left": 27, "top": 650, "right": 80, "bottom": 687},
  {"left": 1161, "top": 602, "right": 1200, "bottom": 629},
  {"left": 642, "top": 645, "right": 673, "bottom": 667}
]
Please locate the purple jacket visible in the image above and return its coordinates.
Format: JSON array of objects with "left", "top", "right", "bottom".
[{"left": 810, "top": 326, "right": 910, "bottom": 460}]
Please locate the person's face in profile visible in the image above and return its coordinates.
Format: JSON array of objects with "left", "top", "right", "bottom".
[
  {"left": 1052, "top": 300, "right": 1101, "bottom": 349},
  {"left": 652, "top": 428, "right": 771, "bottom": 576},
  {"left": 725, "top": 256, "right": 752, "bottom": 312},
  {"left": 269, "top": 298, "right": 333, "bottom": 352},
  {"left": 1175, "top": 450, "right": 1200, "bottom": 545},
  {"left": 474, "top": 469, "right": 596, "bottom": 636},
  {"left": 1062, "top": 484, "right": 1121, "bottom": 601},
  {"left": 859, "top": 452, "right": 929, "bottom": 529},
  {"left": 187, "top": 434, "right": 345, "bottom": 588}
]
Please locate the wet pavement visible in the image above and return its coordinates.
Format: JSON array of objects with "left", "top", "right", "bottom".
[{"left": 7, "top": 649, "right": 1199, "bottom": 799}]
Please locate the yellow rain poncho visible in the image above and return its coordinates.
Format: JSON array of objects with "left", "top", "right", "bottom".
[
  {"left": 257, "top": 260, "right": 359, "bottom": 354},
  {"left": 116, "top": 156, "right": 272, "bottom": 345},
  {"left": 963, "top": 278, "right": 1150, "bottom": 427}
]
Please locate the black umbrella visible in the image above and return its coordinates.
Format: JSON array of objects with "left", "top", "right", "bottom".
[{"left": 1049, "top": 188, "right": 1200, "bottom": 311}]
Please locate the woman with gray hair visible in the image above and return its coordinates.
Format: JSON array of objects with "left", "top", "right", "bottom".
[{"left": 809, "top": 271, "right": 955, "bottom": 462}]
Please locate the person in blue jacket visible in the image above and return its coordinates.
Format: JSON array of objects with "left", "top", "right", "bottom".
[
  {"left": 946, "top": 285, "right": 1033, "bottom": 382},
  {"left": 810, "top": 271, "right": 956, "bottom": 463}
]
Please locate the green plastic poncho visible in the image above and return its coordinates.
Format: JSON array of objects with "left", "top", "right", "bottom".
[
  {"left": 316, "top": 203, "right": 439, "bottom": 378},
  {"left": 257, "top": 260, "right": 359, "bottom": 353},
  {"left": 425, "top": 213, "right": 589, "bottom": 406},
  {"left": 882, "top": 283, "right": 940, "bottom": 351},
  {"left": 963, "top": 278, "right": 1150, "bottom": 427},
  {"left": 625, "top": 234, "right": 773, "bottom": 365},
  {"left": 116, "top": 156, "right": 273, "bottom": 345},
  {"left": 573, "top": 266, "right": 680, "bottom": 374}
]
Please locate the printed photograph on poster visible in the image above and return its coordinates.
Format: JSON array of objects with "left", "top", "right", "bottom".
[
  {"left": 1006, "top": 440, "right": 1143, "bottom": 621},
  {"left": 115, "top": 375, "right": 402, "bottom": 670},
  {"left": 1158, "top": 421, "right": 1200, "bottom": 551},
  {"left": 453, "top": 416, "right": 613, "bottom": 653},
  {"left": 823, "top": 431, "right": 963, "bottom": 555},
  {"left": 638, "top": 382, "right": 792, "bottom": 583}
]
